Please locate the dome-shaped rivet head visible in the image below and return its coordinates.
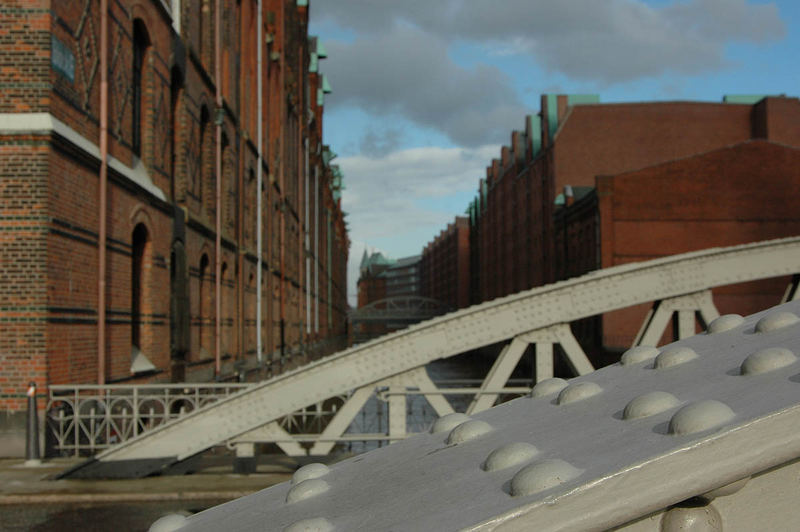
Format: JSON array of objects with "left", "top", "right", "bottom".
[
  {"left": 755, "top": 311, "right": 800, "bottom": 333},
  {"left": 286, "top": 478, "right": 330, "bottom": 504},
  {"left": 655, "top": 346, "right": 698, "bottom": 369},
  {"left": 148, "top": 514, "right": 187, "bottom": 532},
  {"left": 530, "top": 377, "right": 568, "bottom": 398},
  {"left": 430, "top": 413, "right": 471, "bottom": 434},
  {"left": 510, "top": 459, "right": 583, "bottom": 497},
  {"left": 482, "top": 442, "right": 539, "bottom": 472},
  {"left": 284, "top": 517, "right": 335, "bottom": 532},
  {"left": 661, "top": 503, "right": 722, "bottom": 532},
  {"left": 702, "top": 477, "right": 750, "bottom": 500},
  {"left": 292, "top": 463, "right": 330, "bottom": 485},
  {"left": 446, "top": 419, "right": 492, "bottom": 444},
  {"left": 668, "top": 400, "right": 735, "bottom": 436},
  {"left": 557, "top": 382, "right": 602, "bottom": 405},
  {"left": 741, "top": 347, "right": 797, "bottom": 375},
  {"left": 621, "top": 346, "right": 659, "bottom": 366},
  {"left": 706, "top": 314, "right": 744, "bottom": 334},
  {"left": 623, "top": 391, "right": 681, "bottom": 420}
]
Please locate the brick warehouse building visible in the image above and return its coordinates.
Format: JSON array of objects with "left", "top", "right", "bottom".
[
  {"left": 0, "top": 0, "right": 348, "bottom": 454},
  {"left": 420, "top": 217, "right": 470, "bottom": 311},
  {"left": 433, "top": 94, "right": 800, "bottom": 363}
]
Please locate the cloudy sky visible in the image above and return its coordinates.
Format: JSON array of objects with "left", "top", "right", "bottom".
[{"left": 308, "top": 0, "right": 799, "bottom": 305}]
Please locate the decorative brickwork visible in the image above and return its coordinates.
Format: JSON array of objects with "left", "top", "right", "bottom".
[{"left": 0, "top": 0, "right": 349, "bottom": 456}]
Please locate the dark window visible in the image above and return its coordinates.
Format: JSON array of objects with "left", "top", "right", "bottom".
[
  {"left": 199, "top": 253, "right": 211, "bottom": 356},
  {"left": 132, "top": 223, "right": 149, "bottom": 348},
  {"left": 170, "top": 68, "right": 183, "bottom": 192}
]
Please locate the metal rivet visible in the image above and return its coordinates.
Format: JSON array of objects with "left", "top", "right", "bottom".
[
  {"left": 706, "top": 314, "right": 744, "bottom": 334},
  {"left": 702, "top": 477, "right": 750, "bottom": 500},
  {"left": 623, "top": 391, "right": 680, "bottom": 420},
  {"left": 557, "top": 382, "right": 602, "bottom": 405},
  {"left": 148, "top": 514, "right": 187, "bottom": 532},
  {"left": 284, "top": 517, "right": 335, "bottom": 532},
  {"left": 510, "top": 459, "right": 582, "bottom": 497},
  {"left": 655, "top": 346, "right": 698, "bottom": 369},
  {"left": 430, "top": 413, "right": 471, "bottom": 434},
  {"left": 446, "top": 420, "right": 492, "bottom": 444},
  {"left": 530, "top": 377, "right": 568, "bottom": 398},
  {"left": 668, "top": 400, "right": 735, "bottom": 436},
  {"left": 741, "top": 347, "right": 797, "bottom": 375},
  {"left": 286, "top": 478, "right": 330, "bottom": 504},
  {"left": 755, "top": 311, "right": 800, "bottom": 333},
  {"left": 661, "top": 503, "right": 722, "bottom": 531},
  {"left": 292, "top": 463, "right": 330, "bottom": 485},
  {"left": 621, "top": 346, "right": 659, "bottom": 366},
  {"left": 482, "top": 442, "right": 539, "bottom": 472}
]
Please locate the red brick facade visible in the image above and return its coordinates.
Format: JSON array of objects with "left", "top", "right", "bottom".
[
  {"left": 421, "top": 217, "right": 470, "bottom": 310},
  {"left": 430, "top": 94, "right": 800, "bottom": 362},
  {"left": 0, "top": 0, "right": 348, "bottom": 453}
]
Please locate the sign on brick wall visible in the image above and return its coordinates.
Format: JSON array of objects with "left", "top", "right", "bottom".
[{"left": 51, "top": 36, "right": 75, "bottom": 83}]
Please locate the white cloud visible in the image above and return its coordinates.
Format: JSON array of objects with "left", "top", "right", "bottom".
[
  {"left": 342, "top": 144, "right": 498, "bottom": 306},
  {"left": 314, "top": 0, "right": 786, "bottom": 83},
  {"left": 324, "top": 26, "right": 529, "bottom": 147}
]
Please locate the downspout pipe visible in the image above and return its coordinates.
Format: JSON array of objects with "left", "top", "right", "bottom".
[
  {"left": 214, "top": 0, "right": 222, "bottom": 378},
  {"left": 278, "top": 0, "right": 286, "bottom": 362},
  {"left": 98, "top": 0, "right": 109, "bottom": 385},
  {"left": 256, "top": 0, "right": 263, "bottom": 365}
]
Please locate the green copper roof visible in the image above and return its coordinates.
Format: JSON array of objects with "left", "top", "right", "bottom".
[
  {"left": 723, "top": 95, "right": 767, "bottom": 104},
  {"left": 297, "top": 0, "right": 308, "bottom": 7},
  {"left": 309, "top": 52, "right": 318, "bottom": 73},
  {"left": 322, "top": 75, "right": 332, "bottom": 94},
  {"left": 546, "top": 94, "right": 600, "bottom": 143},
  {"left": 322, "top": 147, "right": 337, "bottom": 165},
  {"left": 317, "top": 40, "right": 328, "bottom": 59}
]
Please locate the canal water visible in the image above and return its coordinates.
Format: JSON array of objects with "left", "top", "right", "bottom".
[{"left": 0, "top": 501, "right": 224, "bottom": 531}]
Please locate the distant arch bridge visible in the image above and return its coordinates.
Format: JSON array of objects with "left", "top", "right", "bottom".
[{"left": 349, "top": 296, "right": 450, "bottom": 324}]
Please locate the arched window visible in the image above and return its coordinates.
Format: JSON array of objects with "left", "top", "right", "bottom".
[
  {"left": 132, "top": 20, "right": 150, "bottom": 157},
  {"left": 131, "top": 223, "right": 149, "bottom": 349},
  {"left": 170, "top": 67, "right": 184, "bottom": 199}
]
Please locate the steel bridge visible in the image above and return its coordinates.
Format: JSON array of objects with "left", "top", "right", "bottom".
[
  {"left": 349, "top": 296, "right": 451, "bottom": 343},
  {"left": 59, "top": 236, "right": 800, "bottom": 479},
  {"left": 171, "top": 298, "right": 800, "bottom": 531}
]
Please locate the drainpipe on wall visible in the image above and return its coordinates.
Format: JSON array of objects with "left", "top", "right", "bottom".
[
  {"left": 97, "top": 0, "right": 109, "bottom": 385},
  {"left": 214, "top": 0, "right": 222, "bottom": 378},
  {"left": 256, "top": 0, "right": 263, "bottom": 364},
  {"left": 278, "top": 0, "right": 286, "bottom": 361},
  {"left": 305, "top": 138, "right": 310, "bottom": 336},
  {"left": 314, "top": 166, "right": 320, "bottom": 333}
]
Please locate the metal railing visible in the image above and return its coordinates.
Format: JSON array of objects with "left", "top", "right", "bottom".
[
  {"left": 45, "top": 378, "right": 532, "bottom": 457},
  {"left": 45, "top": 383, "right": 250, "bottom": 457}
]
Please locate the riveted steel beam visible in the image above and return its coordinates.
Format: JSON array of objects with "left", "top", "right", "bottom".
[
  {"left": 64, "top": 237, "right": 800, "bottom": 478},
  {"left": 177, "top": 299, "right": 800, "bottom": 531}
]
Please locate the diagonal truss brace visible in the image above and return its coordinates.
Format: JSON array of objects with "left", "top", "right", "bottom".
[
  {"left": 781, "top": 274, "right": 800, "bottom": 303},
  {"left": 466, "top": 324, "right": 595, "bottom": 415},
  {"left": 229, "top": 367, "right": 455, "bottom": 455},
  {"left": 633, "top": 289, "right": 720, "bottom": 347}
]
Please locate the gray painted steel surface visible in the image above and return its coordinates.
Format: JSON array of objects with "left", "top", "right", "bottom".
[
  {"left": 67, "top": 236, "right": 800, "bottom": 478},
  {"left": 176, "top": 299, "right": 800, "bottom": 531}
]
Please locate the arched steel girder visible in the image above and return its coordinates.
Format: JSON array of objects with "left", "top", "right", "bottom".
[{"left": 63, "top": 236, "right": 800, "bottom": 478}]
